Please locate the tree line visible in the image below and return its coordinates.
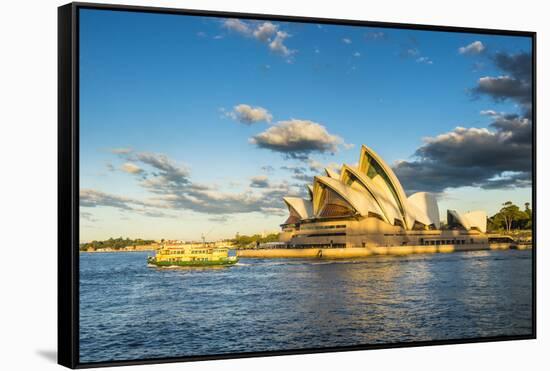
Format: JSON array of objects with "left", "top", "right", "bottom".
[
  {"left": 80, "top": 237, "right": 156, "bottom": 251},
  {"left": 231, "top": 233, "right": 280, "bottom": 248}
]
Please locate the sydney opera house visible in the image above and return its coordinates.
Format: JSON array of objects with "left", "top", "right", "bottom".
[{"left": 280, "top": 145, "right": 488, "bottom": 249}]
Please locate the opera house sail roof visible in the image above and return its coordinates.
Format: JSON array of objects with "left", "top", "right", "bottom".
[{"left": 281, "top": 145, "right": 487, "bottom": 242}]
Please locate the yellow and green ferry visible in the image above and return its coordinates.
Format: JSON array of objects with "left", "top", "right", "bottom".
[{"left": 147, "top": 243, "right": 238, "bottom": 267}]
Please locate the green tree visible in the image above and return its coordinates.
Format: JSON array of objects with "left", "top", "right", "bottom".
[
  {"left": 231, "top": 233, "right": 280, "bottom": 248},
  {"left": 498, "top": 201, "right": 526, "bottom": 233}
]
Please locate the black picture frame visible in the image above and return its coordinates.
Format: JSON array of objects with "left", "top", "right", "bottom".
[{"left": 58, "top": 2, "right": 537, "bottom": 368}]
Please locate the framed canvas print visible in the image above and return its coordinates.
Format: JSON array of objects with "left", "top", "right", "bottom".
[{"left": 58, "top": 2, "right": 536, "bottom": 368}]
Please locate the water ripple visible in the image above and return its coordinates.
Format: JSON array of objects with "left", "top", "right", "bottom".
[{"left": 79, "top": 250, "right": 532, "bottom": 363}]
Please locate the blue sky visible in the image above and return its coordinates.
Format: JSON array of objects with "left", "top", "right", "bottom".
[{"left": 79, "top": 9, "right": 533, "bottom": 242}]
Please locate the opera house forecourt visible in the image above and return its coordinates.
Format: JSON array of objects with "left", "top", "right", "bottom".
[{"left": 238, "top": 144, "right": 513, "bottom": 259}]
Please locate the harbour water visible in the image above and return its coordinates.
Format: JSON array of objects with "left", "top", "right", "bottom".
[{"left": 79, "top": 250, "right": 533, "bottom": 363}]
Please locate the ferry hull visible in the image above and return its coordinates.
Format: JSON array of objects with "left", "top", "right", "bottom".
[{"left": 147, "top": 257, "right": 238, "bottom": 267}]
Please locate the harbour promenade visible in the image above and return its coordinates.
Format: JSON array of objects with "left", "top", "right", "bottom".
[{"left": 237, "top": 242, "right": 531, "bottom": 259}]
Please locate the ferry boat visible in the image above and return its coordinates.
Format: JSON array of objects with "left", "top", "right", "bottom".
[{"left": 147, "top": 243, "right": 238, "bottom": 267}]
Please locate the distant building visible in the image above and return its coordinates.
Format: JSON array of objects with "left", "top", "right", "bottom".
[{"left": 280, "top": 145, "right": 487, "bottom": 248}]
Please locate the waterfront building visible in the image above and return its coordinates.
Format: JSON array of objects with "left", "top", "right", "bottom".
[{"left": 280, "top": 145, "right": 487, "bottom": 248}]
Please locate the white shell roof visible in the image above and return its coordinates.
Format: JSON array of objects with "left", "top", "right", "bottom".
[
  {"left": 447, "top": 209, "right": 487, "bottom": 233},
  {"left": 359, "top": 145, "right": 414, "bottom": 228},
  {"left": 325, "top": 167, "right": 340, "bottom": 179},
  {"left": 306, "top": 184, "right": 314, "bottom": 200},
  {"left": 462, "top": 210, "right": 487, "bottom": 233},
  {"left": 340, "top": 164, "right": 399, "bottom": 225},
  {"left": 407, "top": 192, "right": 441, "bottom": 228},
  {"left": 313, "top": 176, "right": 384, "bottom": 217},
  {"left": 448, "top": 210, "right": 469, "bottom": 229},
  {"left": 283, "top": 197, "right": 313, "bottom": 219}
]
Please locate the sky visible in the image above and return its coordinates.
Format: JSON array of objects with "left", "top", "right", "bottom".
[{"left": 79, "top": 8, "right": 533, "bottom": 242}]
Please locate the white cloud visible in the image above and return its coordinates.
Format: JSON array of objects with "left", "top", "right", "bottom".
[
  {"left": 222, "top": 19, "right": 296, "bottom": 59},
  {"left": 476, "top": 75, "right": 530, "bottom": 102},
  {"left": 250, "top": 175, "right": 270, "bottom": 188},
  {"left": 227, "top": 104, "right": 272, "bottom": 124},
  {"left": 80, "top": 189, "right": 163, "bottom": 211},
  {"left": 353, "top": 52, "right": 361, "bottom": 57},
  {"left": 307, "top": 159, "right": 324, "bottom": 171},
  {"left": 480, "top": 109, "right": 499, "bottom": 116},
  {"left": 133, "top": 152, "right": 190, "bottom": 183},
  {"left": 342, "top": 38, "right": 352, "bottom": 44},
  {"left": 81, "top": 211, "right": 98, "bottom": 222},
  {"left": 222, "top": 19, "right": 251, "bottom": 35},
  {"left": 208, "top": 215, "right": 231, "bottom": 223},
  {"left": 459, "top": 41, "right": 485, "bottom": 55},
  {"left": 111, "top": 147, "right": 132, "bottom": 155},
  {"left": 250, "top": 119, "right": 347, "bottom": 159},
  {"left": 269, "top": 31, "right": 294, "bottom": 57},
  {"left": 307, "top": 159, "right": 341, "bottom": 172},
  {"left": 416, "top": 56, "right": 433, "bottom": 65},
  {"left": 253, "top": 22, "right": 278, "bottom": 42},
  {"left": 403, "top": 48, "right": 420, "bottom": 57},
  {"left": 121, "top": 162, "right": 143, "bottom": 174},
  {"left": 365, "top": 31, "right": 386, "bottom": 40}
]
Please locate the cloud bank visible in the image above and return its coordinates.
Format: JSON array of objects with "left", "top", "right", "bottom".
[
  {"left": 394, "top": 50, "right": 532, "bottom": 193},
  {"left": 473, "top": 51, "right": 532, "bottom": 115},
  {"left": 82, "top": 150, "right": 299, "bottom": 219}
]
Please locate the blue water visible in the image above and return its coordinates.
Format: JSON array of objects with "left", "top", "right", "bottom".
[{"left": 79, "top": 250, "right": 533, "bottom": 363}]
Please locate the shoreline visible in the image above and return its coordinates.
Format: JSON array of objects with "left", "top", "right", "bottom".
[
  {"left": 80, "top": 249, "right": 155, "bottom": 253},
  {"left": 79, "top": 243, "right": 532, "bottom": 257},
  {"left": 237, "top": 243, "right": 531, "bottom": 259}
]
